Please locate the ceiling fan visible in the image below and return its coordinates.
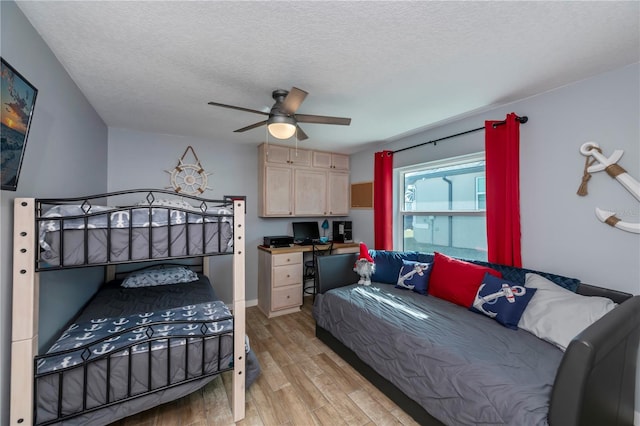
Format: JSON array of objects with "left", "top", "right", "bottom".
[{"left": 207, "top": 87, "right": 351, "bottom": 141}]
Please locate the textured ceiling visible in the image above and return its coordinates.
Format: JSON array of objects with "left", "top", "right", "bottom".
[{"left": 15, "top": 1, "right": 640, "bottom": 154}]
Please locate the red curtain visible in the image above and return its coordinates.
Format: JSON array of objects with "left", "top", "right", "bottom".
[
  {"left": 485, "top": 113, "right": 522, "bottom": 267},
  {"left": 374, "top": 150, "right": 394, "bottom": 250}
]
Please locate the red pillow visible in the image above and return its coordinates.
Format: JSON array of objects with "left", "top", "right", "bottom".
[{"left": 427, "top": 252, "right": 502, "bottom": 307}]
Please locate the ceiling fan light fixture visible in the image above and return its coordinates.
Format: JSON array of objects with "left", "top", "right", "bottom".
[{"left": 267, "top": 115, "right": 297, "bottom": 139}]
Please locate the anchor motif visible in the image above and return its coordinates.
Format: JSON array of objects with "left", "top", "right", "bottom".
[
  {"left": 92, "top": 343, "right": 115, "bottom": 355},
  {"left": 67, "top": 324, "right": 79, "bottom": 331},
  {"left": 162, "top": 311, "right": 175, "bottom": 318},
  {"left": 108, "top": 326, "right": 124, "bottom": 333},
  {"left": 104, "top": 335, "right": 121, "bottom": 343},
  {"left": 91, "top": 318, "right": 108, "bottom": 324},
  {"left": 76, "top": 332, "right": 95, "bottom": 341},
  {"left": 60, "top": 356, "right": 75, "bottom": 368},
  {"left": 157, "top": 325, "right": 174, "bottom": 333},
  {"left": 472, "top": 283, "right": 526, "bottom": 318},
  {"left": 182, "top": 310, "right": 197, "bottom": 318},
  {"left": 128, "top": 333, "right": 146, "bottom": 342},
  {"left": 110, "top": 211, "right": 130, "bottom": 228},
  {"left": 84, "top": 324, "right": 102, "bottom": 332},
  {"left": 112, "top": 318, "right": 129, "bottom": 326},
  {"left": 208, "top": 323, "right": 224, "bottom": 333},
  {"left": 138, "top": 312, "right": 154, "bottom": 318},
  {"left": 579, "top": 142, "right": 640, "bottom": 234},
  {"left": 137, "top": 318, "right": 152, "bottom": 325},
  {"left": 183, "top": 324, "right": 199, "bottom": 331}
]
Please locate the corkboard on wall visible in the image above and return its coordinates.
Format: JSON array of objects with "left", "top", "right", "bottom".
[{"left": 351, "top": 182, "right": 373, "bottom": 208}]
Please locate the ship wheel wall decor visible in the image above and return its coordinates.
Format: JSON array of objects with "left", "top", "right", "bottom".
[{"left": 165, "top": 146, "right": 212, "bottom": 195}]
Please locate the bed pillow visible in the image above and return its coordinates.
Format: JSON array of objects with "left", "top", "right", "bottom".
[
  {"left": 395, "top": 260, "right": 432, "bottom": 295},
  {"left": 369, "top": 250, "right": 420, "bottom": 284},
  {"left": 122, "top": 266, "right": 199, "bottom": 288},
  {"left": 518, "top": 273, "right": 617, "bottom": 350},
  {"left": 428, "top": 252, "right": 502, "bottom": 307},
  {"left": 470, "top": 273, "right": 536, "bottom": 329}
]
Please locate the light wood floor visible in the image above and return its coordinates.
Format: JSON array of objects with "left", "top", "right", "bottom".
[{"left": 111, "top": 297, "right": 419, "bottom": 426}]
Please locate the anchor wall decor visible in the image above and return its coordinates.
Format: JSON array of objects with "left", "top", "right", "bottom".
[{"left": 577, "top": 142, "right": 640, "bottom": 234}]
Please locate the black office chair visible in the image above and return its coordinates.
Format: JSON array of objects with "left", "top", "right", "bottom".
[{"left": 303, "top": 241, "right": 333, "bottom": 301}]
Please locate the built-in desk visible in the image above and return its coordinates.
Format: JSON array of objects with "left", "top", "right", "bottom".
[{"left": 257, "top": 243, "right": 359, "bottom": 318}]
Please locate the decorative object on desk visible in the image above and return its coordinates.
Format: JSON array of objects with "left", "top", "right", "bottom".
[
  {"left": 321, "top": 219, "right": 329, "bottom": 238},
  {"left": 165, "top": 145, "right": 212, "bottom": 195},
  {"left": 577, "top": 142, "right": 640, "bottom": 234},
  {"left": 1, "top": 57, "right": 38, "bottom": 191},
  {"left": 353, "top": 242, "right": 375, "bottom": 286}
]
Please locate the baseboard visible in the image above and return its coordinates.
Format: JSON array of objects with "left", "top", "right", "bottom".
[
  {"left": 246, "top": 298, "right": 258, "bottom": 307},
  {"left": 635, "top": 409, "right": 639, "bottom": 425}
]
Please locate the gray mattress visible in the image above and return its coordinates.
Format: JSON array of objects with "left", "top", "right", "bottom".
[
  {"left": 35, "top": 275, "right": 256, "bottom": 426},
  {"left": 39, "top": 222, "right": 233, "bottom": 268},
  {"left": 313, "top": 284, "right": 564, "bottom": 426}
]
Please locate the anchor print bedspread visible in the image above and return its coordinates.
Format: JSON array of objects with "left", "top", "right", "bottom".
[{"left": 37, "top": 301, "right": 233, "bottom": 374}]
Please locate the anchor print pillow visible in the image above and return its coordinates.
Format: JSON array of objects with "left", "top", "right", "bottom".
[
  {"left": 470, "top": 273, "right": 536, "bottom": 329},
  {"left": 395, "top": 260, "right": 432, "bottom": 295},
  {"left": 122, "top": 266, "right": 199, "bottom": 288}
]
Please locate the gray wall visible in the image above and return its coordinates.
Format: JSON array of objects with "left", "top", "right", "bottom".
[
  {"left": 107, "top": 128, "right": 339, "bottom": 304},
  {"left": 351, "top": 63, "right": 639, "bottom": 295},
  {"left": 0, "top": 2, "right": 108, "bottom": 424}
]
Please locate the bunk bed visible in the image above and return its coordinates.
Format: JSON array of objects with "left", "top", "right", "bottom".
[{"left": 10, "top": 189, "right": 248, "bottom": 426}]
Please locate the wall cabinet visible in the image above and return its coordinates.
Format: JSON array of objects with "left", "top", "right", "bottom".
[{"left": 259, "top": 143, "right": 350, "bottom": 217}]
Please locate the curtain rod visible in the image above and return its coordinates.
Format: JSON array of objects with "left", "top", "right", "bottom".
[{"left": 392, "top": 115, "right": 528, "bottom": 154}]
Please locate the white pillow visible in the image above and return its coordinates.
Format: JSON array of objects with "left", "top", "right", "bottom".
[{"left": 518, "top": 273, "right": 616, "bottom": 351}]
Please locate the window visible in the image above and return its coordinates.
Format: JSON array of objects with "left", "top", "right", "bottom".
[{"left": 397, "top": 153, "right": 487, "bottom": 261}]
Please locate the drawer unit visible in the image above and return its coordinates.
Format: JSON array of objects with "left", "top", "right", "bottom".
[{"left": 257, "top": 250, "right": 304, "bottom": 318}]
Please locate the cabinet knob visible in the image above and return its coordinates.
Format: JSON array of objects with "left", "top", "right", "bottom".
[
  {"left": 286, "top": 274, "right": 290, "bottom": 278},
  {"left": 287, "top": 295, "right": 290, "bottom": 299}
]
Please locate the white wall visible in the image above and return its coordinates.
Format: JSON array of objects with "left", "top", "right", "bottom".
[{"left": 0, "top": 2, "right": 108, "bottom": 424}]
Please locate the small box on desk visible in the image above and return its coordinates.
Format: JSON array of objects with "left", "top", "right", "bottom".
[{"left": 263, "top": 235, "right": 294, "bottom": 248}]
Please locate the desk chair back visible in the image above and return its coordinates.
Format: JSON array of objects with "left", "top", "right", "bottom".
[{"left": 303, "top": 242, "right": 334, "bottom": 300}]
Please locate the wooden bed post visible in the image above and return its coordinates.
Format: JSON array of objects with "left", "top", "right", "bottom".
[
  {"left": 11, "top": 198, "right": 38, "bottom": 425},
  {"left": 232, "top": 198, "right": 246, "bottom": 422}
]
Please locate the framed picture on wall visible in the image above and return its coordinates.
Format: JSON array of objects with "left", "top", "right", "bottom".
[{"left": 1, "top": 57, "right": 38, "bottom": 191}]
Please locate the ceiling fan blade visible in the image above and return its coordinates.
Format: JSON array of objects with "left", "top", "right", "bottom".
[
  {"left": 234, "top": 120, "right": 268, "bottom": 133},
  {"left": 208, "top": 101, "right": 269, "bottom": 116},
  {"left": 296, "top": 126, "right": 309, "bottom": 141},
  {"left": 295, "top": 114, "right": 351, "bottom": 126},
  {"left": 280, "top": 87, "right": 308, "bottom": 115}
]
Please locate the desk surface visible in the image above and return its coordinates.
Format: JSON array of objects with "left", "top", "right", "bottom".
[{"left": 258, "top": 242, "right": 359, "bottom": 254}]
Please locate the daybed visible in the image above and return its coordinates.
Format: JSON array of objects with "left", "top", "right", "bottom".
[
  {"left": 313, "top": 250, "right": 640, "bottom": 426},
  {"left": 11, "top": 189, "right": 253, "bottom": 426}
]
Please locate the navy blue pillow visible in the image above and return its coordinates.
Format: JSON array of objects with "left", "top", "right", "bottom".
[
  {"left": 395, "top": 259, "right": 432, "bottom": 295},
  {"left": 369, "top": 250, "right": 419, "bottom": 284},
  {"left": 470, "top": 273, "right": 537, "bottom": 329},
  {"left": 469, "top": 259, "right": 580, "bottom": 292}
]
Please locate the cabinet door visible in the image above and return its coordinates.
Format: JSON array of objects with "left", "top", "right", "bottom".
[
  {"left": 264, "top": 166, "right": 293, "bottom": 216},
  {"left": 264, "top": 144, "right": 291, "bottom": 164},
  {"left": 312, "top": 151, "right": 332, "bottom": 169},
  {"left": 294, "top": 169, "right": 327, "bottom": 215},
  {"left": 327, "top": 171, "right": 350, "bottom": 215},
  {"left": 331, "top": 154, "right": 350, "bottom": 170},
  {"left": 289, "top": 148, "right": 312, "bottom": 166}
]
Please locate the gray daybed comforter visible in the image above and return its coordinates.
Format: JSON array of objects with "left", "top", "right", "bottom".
[{"left": 313, "top": 284, "right": 564, "bottom": 426}]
